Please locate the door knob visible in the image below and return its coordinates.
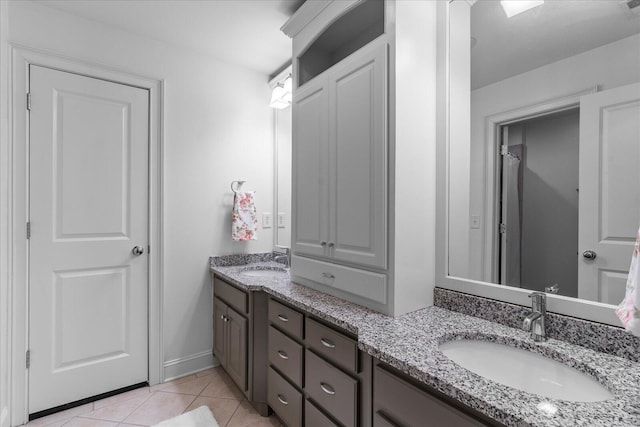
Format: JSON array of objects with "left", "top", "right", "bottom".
[
  {"left": 582, "top": 250, "right": 597, "bottom": 260},
  {"left": 132, "top": 246, "right": 145, "bottom": 256}
]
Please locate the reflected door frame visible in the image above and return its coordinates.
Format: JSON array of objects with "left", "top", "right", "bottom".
[
  {"left": 481, "top": 87, "right": 597, "bottom": 283},
  {"left": 8, "top": 46, "right": 164, "bottom": 426}
]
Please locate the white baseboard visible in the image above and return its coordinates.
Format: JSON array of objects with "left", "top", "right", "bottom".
[{"left": 162, "top": 350, "right": 218, "bottom": 382}]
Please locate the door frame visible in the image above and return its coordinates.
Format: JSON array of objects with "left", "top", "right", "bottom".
[
  {"left": 481, "top": 87, "right": 597, "bottom": 284},
  {"left": 9, "top": 45, "right": 164, "bottom": 426}
]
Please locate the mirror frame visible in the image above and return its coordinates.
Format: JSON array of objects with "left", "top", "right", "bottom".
[
  {"left": 435, "top": 0, "right": 619, "bottom": 326},
  {"left": 270, "top": 65, "right": 292, "bottom": 252}
]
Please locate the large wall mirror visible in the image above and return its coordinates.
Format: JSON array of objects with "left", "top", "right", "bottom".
[{"left": 442, "top": 0, "right": 640, "bottom": 325}]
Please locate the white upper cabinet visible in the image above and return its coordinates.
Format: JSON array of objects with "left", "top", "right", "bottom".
[
  {"left": 292, "top": 42, "right": 387, "bottom": 269},
  {"left": 285, "top": 0, "right": 437, "bottom": 316},
  {"left": 329, "top": 42, "right": 387, "bottom": 268}
]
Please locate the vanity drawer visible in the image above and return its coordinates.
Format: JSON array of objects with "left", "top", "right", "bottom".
[
  {"left": 268, "top": 367, "right": 302, "bottom": 427},
  {"left": 305, "top": 349, "right": 357, "bottom": 427},
  {"left": 374, "top": 365, "right": 489, "bottom": 427},
  {"left": 306, "top": 317, "right": 357, "bottom": 373},
  {"left": 291, "top": 255, "right": 387, "bottom": 304},
  {"left": 305, "top": 399, "right": 339, "bottom": 427},
  {"left": 268, "top": 298, "right": 304, "bottom": 341},
  {"left": 213, "top": 277, "right": 247, "bottom": 314},
  {"left": 268, "top": 326, "right": 303, "bottom": 387}
]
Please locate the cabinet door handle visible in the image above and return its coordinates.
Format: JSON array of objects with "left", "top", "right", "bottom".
[
  {"left": 322, "top": 272, "right": 335, "bottom": 279},
  {"left": 320, "top": 382, "right": 336, "bottom": 395},
  {"left": 320, "top": 338, "right": 336, "bottom": 349},
  {"left": 320, "top": 241, "right": 327, "bottom": 246},
  {"left": 277, "top": 394, "right": 288, "bottom": 405},
  {"left": 277, "top": 314, "right": 289, "bottom": 322},
  {"left": 327, "top": 242, "right": 335, "bottom": 248},
  {"left": 220, "top": 315, "right": 225, "bottom": 320},
  {"left": 277, "top": 350, "right": 289, "bottom": 360}
]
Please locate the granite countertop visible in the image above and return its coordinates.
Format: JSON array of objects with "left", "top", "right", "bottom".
[{"left": 210, "top": 260, "right": 640, "bottom": 427}]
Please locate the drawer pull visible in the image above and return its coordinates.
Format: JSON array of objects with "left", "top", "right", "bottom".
[
  {"left": 277, "top": 350, "right": 289, "bottom": 360},
  {"left": 277, "top": 314, "right": 289, "bottom": 322},
  {"left": 322, "top": 272, "right": 335, "bottom": 279},
  {"left": 320, "top": 338, "right": 336, "bottom": 349},
  {"left": 320, "top": 382, "right": 336, "bottom": 395},
  {"left": 277, "top": 394, "right": 289, "bottom": 405}
]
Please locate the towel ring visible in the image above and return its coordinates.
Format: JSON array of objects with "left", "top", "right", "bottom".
[{"left": 231, "top": 180, "right": 246, "bottom": 194}]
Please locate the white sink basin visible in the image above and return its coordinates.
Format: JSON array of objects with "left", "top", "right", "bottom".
[
  {"left": 240, "top": 268, "right": 288, "bottom": 278},
  {"left": 439, "top": 339, "right": 613, "bottom": 402}
]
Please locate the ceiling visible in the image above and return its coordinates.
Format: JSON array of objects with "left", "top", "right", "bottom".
[
  {"left": 34, "top": 0, "right": 306, "bottom": 77},
  {"left": 31, "top": 1, "right": 640, "bottom": 88},
  {"left": 471, "top": 0, "right": 640, "bottom": 89}
]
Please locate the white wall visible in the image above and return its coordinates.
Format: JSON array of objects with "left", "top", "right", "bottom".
[
  {"left": 7, "top": 0, "right": 275, "bottom": 387},
  {"left": 449, "top": 34, "right": 640, "bottom": 281},
  {"left": 0, "top": 1, "right": 11, "bottom": 425}
]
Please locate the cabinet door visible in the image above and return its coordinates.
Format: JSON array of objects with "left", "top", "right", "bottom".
[
  {"left": 292, "top": 76, "right": 330, "bottom": 258},
  {"left": 226, "top": 305, "right": 248, "bottom": 391},
  {"left": 213, "top": 297, "right": 227, "bottom": 367},
  {"left": 329, "top": 42, "right": 387, "bottom": 269}
]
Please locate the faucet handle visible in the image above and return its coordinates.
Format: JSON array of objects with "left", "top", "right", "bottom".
[{"left": 528, "top": 292, "right": 546, "bottom": 313}]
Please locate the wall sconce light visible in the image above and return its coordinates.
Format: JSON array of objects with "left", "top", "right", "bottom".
[
  {"left": 270, "top": 75, "right": 292, "bottom": 109},
  {"left": 500, "top": 0, "right": 543, "bottom": 18}
]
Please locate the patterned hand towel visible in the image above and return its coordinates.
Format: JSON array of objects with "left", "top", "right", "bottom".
[
  {"left": 616, "top": 226, "right": 640, "bottom": 336},
  {"left": 232, "top": 191, "right": 257, "bottom": 241}
]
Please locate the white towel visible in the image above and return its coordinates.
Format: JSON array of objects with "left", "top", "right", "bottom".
[
  {"left": 153, "top": 406, "right": 219, "bottom": 427},
  {"left": 616, "top": 226, "right": 640, "bottom": 336},
  {"left": 232, "top": 191, "right": 257, "bottom": 241}
]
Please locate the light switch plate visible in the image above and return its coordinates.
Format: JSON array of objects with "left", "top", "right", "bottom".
[
  {"left": 277, "top": 212, "right": 286, "bottom": 228},
  {"left": 262, "top": 212, "right": 273, "bottom": 228}
]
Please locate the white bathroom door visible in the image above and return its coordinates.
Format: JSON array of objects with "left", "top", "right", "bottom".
[
  {"left": 578, "top": 83, "right": 640, "bottom": 304},
  {"left": 28, "top": 65, "right": 149, "bottom": 413}
]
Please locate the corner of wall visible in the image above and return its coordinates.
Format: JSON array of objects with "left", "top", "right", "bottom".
[{"left": 163, "top": 351, "right": 217, "bottom": 383}]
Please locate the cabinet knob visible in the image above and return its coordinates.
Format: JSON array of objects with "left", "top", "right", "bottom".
[
  {"left": 320, "top": 241, "right": 327, "bottom": 247},
  {"left": 327, "top": 242, "right": 335, "bottom": 248}
]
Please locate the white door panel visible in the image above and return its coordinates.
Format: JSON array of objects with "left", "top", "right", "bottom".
[
  {"left": 29, "top": 65, "right": 149, "bottom": 413},
  {"left": 578, "top": 83, "right": 640, "bottom": 303}
]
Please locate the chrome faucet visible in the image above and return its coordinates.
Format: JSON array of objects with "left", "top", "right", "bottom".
[
  {"left": 523, "top": 292, "right": 547, "bottom": 342},
  {"left": 273, "top": 248, "right": 290, "bottom": 267}
]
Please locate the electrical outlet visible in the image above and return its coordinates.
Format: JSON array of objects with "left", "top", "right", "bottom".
[
  {"left": 470, "top": 215, "right": 481, "bottom": 229},
  {"left": 277, "top": 212, "right": 286, "bottom": 228},
  {"left": 262, "top": 212, "right": 273, "bottom": 228}
]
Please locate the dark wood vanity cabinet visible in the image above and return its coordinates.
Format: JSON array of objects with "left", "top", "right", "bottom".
[
  {"left": 212, "top": 276, "right": 269, "bottom": 415},
  {"left": 267, "top": 297, "right": 372, "bottom": 427},
  {"left": 373, "top": 364, "right": 499, "bottom": 427}
]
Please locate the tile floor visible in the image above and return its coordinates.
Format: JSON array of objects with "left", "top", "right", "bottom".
[{"left": 21, "top": 367, "right": 282, "bottom": 427}]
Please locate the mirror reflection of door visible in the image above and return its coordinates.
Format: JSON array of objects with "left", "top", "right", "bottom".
[{"left": 498, "top": 110, "right": 579, "bottom": 296}]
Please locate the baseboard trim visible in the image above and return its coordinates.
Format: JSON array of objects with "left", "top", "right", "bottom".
[{"left": 163, "top": 350, "right": 218, "bottom": 382}]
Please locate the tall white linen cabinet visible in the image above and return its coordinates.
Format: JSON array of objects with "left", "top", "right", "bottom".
[{"left": 283, "top": 0, "right": 437, "bottom": 316}]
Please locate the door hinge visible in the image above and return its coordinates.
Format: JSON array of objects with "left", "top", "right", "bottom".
[
  {"left": 27, "top": 93, "right": 31, "bottom": 111},
  {"left": 26, "top": 350, "right": 30, "bottom": 369},
  {"left": 26, "top": 222, "right": 31, "bottom": 239},
  {"left": 499, "top": 223, "right": 506, "bottom": 234},
  {"left": 500, "top": 145, "right": 508, "bottom": 155}
]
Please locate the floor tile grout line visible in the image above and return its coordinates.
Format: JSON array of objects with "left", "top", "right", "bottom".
[
  {"left": 223, "top": 399, "right": 245, "bottom": 427},
  {"left": 76, "top": 388, "right": 154, "bottom": 424}
]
